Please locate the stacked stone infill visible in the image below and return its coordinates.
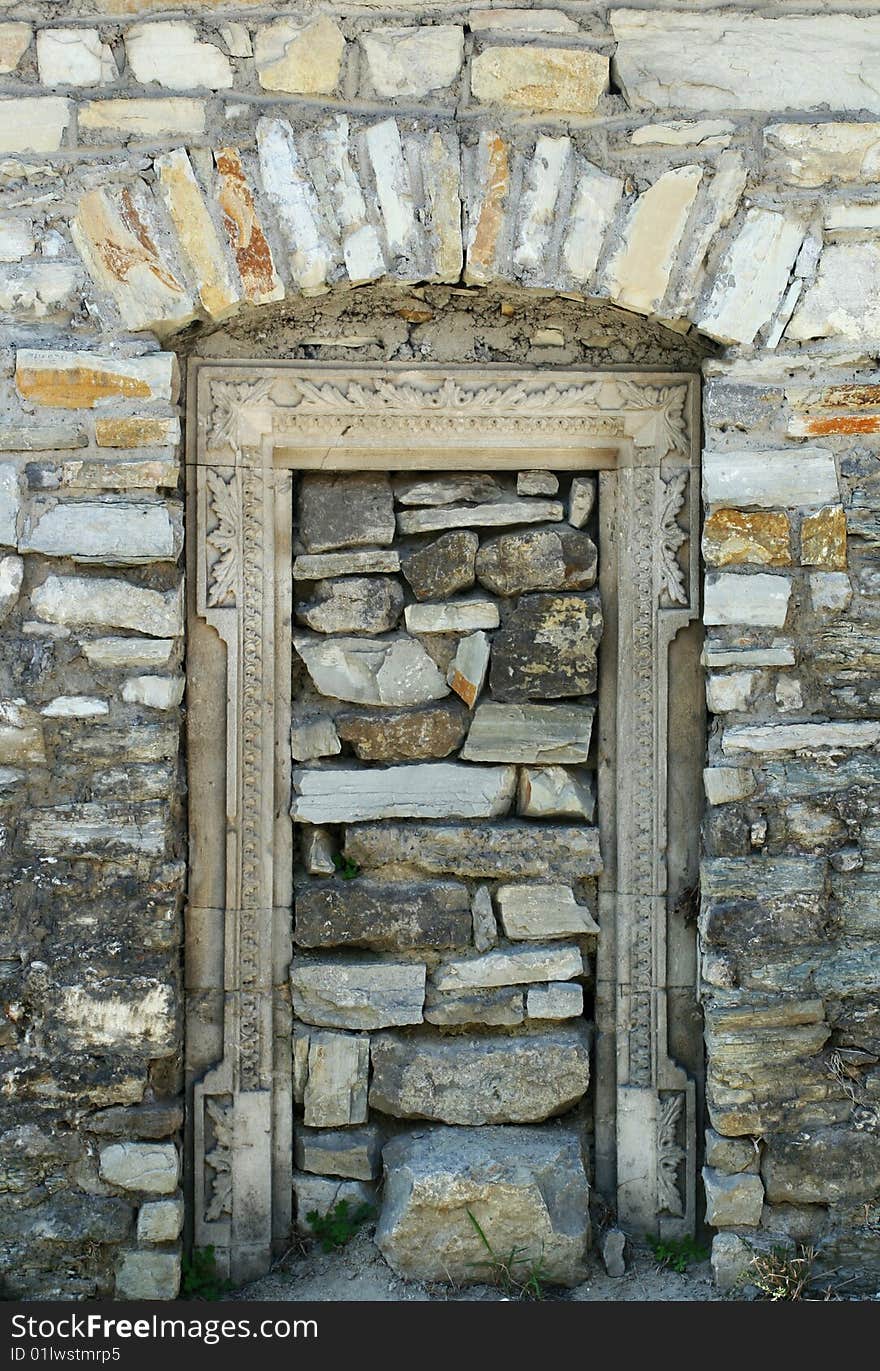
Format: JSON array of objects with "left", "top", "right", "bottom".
[
  {"left": 0, "top": 353, "right": 184, "bottom": 1299},
  {"left": 288, "top": 469, "right": 599, "bottom": 1285},
  {"left": 701, "top": 374, "right": 880, "bottom": 1295}
]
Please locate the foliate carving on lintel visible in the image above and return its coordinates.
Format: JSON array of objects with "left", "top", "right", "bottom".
[
  {"left": 616, "top": 380, "right": 690, "bottom": 459},
  {"left": 210, "top": 377, "right": 276, "bottom": 461},
  {"left": 281, "top": 374, "right": 604, "bottom": 412},
  {"left": 657, "top": 1092, "right": 687, "bottom": 1218}
]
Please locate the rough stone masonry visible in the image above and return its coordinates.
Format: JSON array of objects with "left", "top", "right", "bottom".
[
  {"left": 0, "top": 0, "right": 879, "bottom": 1300},
  {"left": 290, "top": 469, "right": 600, "bottom": 1285}
]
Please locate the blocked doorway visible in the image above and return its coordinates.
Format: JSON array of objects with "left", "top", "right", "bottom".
[{"left": 185, "top": 363, "right": 703, "bottom": 1282}]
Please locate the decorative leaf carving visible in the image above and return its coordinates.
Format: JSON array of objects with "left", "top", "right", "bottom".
[
  {"left": 206, "top": 469, "right": 240, "bottom": 607},
  {"left": 657, "top": 1093, "right": 686, "bottom": 1217},
  {"left": 290, "top": 376, "right": 602, "bottom": 412},
  {"left": 204, "top": 1097, "right": 233, "bottom": 1222},
  {"left": 658, "top": 469, "right": 689, "bottom": 607}
]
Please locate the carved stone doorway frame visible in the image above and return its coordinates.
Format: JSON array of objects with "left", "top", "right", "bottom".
[{"left": 185, "top": 362, "right": 703, "bottom": 1282}]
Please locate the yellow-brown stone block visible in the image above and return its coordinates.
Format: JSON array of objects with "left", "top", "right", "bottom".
[
  {"left": 15, "top": 351, "right": 176, "bottom": 410},
  {"left": 156, "top": 148, "right": 240, "bottom": 321},
  {"left": 702, "top": 509, "right": 791, "bottom": 567},
  {"left": 94, "top": 417, "right": 180, "bottom": 449},
  {"left": 801, "top": 505, "right": 847, "bottom": 569},
  {"left": 464, "top": 132, "right": 509, "bottom": 286},
  {"left": 255, "top": 16, "right": 345, "bottom": 95},
  {"left": 471, "top": 46, "right": 608, "bottom": 114},
  {"left": 215, "top": 147, "right": 284, "bottom": 306}
]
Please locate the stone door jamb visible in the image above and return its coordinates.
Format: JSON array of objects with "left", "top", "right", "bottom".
[{"left": 184, "top": 361, "right": 702, "bottom": 1282}]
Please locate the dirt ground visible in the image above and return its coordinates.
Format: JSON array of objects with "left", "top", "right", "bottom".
[{"left": 230, "top": 1226, "right": 722, "bottom": 1304}]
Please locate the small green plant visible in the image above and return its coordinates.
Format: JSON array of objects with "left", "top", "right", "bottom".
[
  {"left": 648, "top": 1234, "right": 709, "bottom": 1274},
  {"left": 332, "top": 852, "right": 360, "bottom": 880},
  {"left": 306, "top": 1199, "right": 375, "bottom": 1252},
  {"left": 181, "top": 1246, "right": 234, "bottom": 1301},
  {"left": 466, "top": 1208, "right": 549, "bottom": 1300},
  {"left": 747, "top": 1244, "right": 816, "bottom": 1301}
]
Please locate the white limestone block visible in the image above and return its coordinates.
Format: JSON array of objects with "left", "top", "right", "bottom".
[
  {"left": 81, "top": 638, "right": 174, "bottom": 670},
  {"left": 122, "top": 676, "right": 185, "bottom": 710},
  {"left": 32, "top": 576, "right": 183, "bottom": 638},
  {"left": 603, "top": 165, "right": 702, "bottom": 315},
  {"left": 99, "top": 1142, "right": 179, "bottom": 1194},
  {"left": 0, "top": 465, "right": 19, "bottom": 546},
  {"left": 722, "top": 722, "right": 880, "bottom": 755},
  {"left": 291, "top": 717, "right": 341, "bottom": 762},
  {"left": 703, "top": 448, "right": 838, "bottom": 510},
  {"left": 703, "top": 767, "right": 757, "bottom": 806},
  {"left": 361, "top": 26, "right": 463, "bottom": 98},
  {"left": 398, "top": 499, "right": 563, "bottom": 534},
  {"left": 526, "top": 982, "right": 584, "bottom": 1020},
  {"left": 788, "top": 242, "right": 880, "bottom": 344},
  {"left": 697, "top": 209, "right": 804, "bottom": 346},
  {"left": 432, "top": 943, "right": 583, "bottom": 992},
  {"left": 303, "top": 1030, "right": 369, "bottom": 1128},
  {"left": 21, "top": 501, "right": 182, "bottom": 564},
  {"left": 404, "top": 601, "right": 499, "bottom": 634},
  {"left": 257, "top": 117, "right": 336, "bottom": 293},
  {"left": 0, "top": 97, "right": 71, "bottom": 154},
  {"left": 291, "top": 762, "right": 517, "bottom": 823},
  {"left": 810, "top": 572, "right": 852, "bottom": 613},
  {"left": 36, "top": 28, "right": 116, "bottom": 86},
  {"left": 706, "top": 671, "right": 758, "bottom": 713},
  {"left": 294, "top": 633, "right": 449, "bottom": 707},
  {"left": 517, "top": 766, "right": 595, "bottom": 821},
  {"left": 704, "top": 574, "right": 791, "bottom": 629},
  {"left": 611, "top": 10, "right": 880, "bottom": 114},
  {"left": 514, "top": 136, "right": 572, "bottom": 275},
  {"left": 41, "top": 696, "right": 108, "bottom": 719},
  {"left": 0, "top": 554, "right": 23, "bottom": 622},
  {"left": 125, "top": 21, "right": 233, "bottom": 90},
  {"left": 497, "top": 884, "right": 599, "bottom": 940},
  {"left": 766, "top": 122, "right": 880, "bottom": 188}
]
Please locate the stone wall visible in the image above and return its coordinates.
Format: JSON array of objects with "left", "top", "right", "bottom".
[
  {"left": 289, "top": 468, "right": 599, "bottom": 1284},
  {"left": 0, "top": 0, "right": 879, "bottom": 1297}
]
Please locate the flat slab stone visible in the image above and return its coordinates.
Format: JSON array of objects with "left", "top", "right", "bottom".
[
  {"left": 526, "top": 981, "right": 584, "bottom": 1020},
  {"left": 294, "top": 1125, "right": 382, "bottom": 1181},
  {"left": 404, "top": 599, "right": 499, "bottom": 634},
  {"left": 376, "top": 1125, "right": 590, "bottom": 1286},
  {"left": 344, "top": 821, "right": 603, "bottom": 880},
  {"left": 401, "top": 530, "right": 478, "bottom": 601},
  {"left": 303, "top": 1029, "right": 369, "bottom": 1128},
  {"left": 497, "top": 884, "right": 600, "bottom": 939},
  {"left": 424, "top": 985, "right": 523, "bottom": 1027},
  {"left": 462, "top": 702, "right": 595, "bottom": 764},
  {"left": 490, "top": 592, "right": 603, "bottom": 699},
  {"left": 432, "top": 942, "right": 583, "bottom": 991},
  {"left": 294, "top": 633, "right": 449, "bottom": 706},
  {"left": 394, "top": 474, "right": 507, "bottom": 506},
  {"left": 397, "top": 499, "right": 563, "bottom": 535},
  {"left": 336, "top": 702, "right": 467, "bottom": 761},
  {"left": 294, "top": 879, "right": 472, "bottom": 951},
  {"left": 291, "top": 957, "right": 426, "bottom": 1030},
  {"left": 296, "top": 576, "right": 404, "bottom": 634},
  {"left": 294, "top": 550, "right": 400, "bottom": 578},
  {"left": 297, "top": 473, "right": 395, "bottom": 552},
  {"left": 291, "top": 762, "right": 517, "bottom": 822},
  {"left": 475, "top": 527, "right": 597, "bottom": 595},
  {"left": 369, "top": 1023, "right": 591, "bottom": 1124}
]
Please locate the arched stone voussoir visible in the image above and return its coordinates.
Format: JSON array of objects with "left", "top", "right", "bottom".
[{"left": 67, "top": 111, "right": 796, "bottom": 354}]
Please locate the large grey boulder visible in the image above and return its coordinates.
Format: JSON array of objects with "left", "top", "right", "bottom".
[
  {"left": 376, "top": 1125, "right": 590, "bottom": 1286},
  {"left": 475, "top": 527, "right": 597, "bottom": 596},
  {"left": 490, "top": 592, "right": 603, "bottom": 700},
  {"left": 369, "top": 1023, "right": 591, "bottom": 1124}
]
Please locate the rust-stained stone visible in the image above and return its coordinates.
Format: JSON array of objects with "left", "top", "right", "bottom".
[
  {"left": 156, "top": 149, "right": 240, "bottom": 321},
  {"left": 15, "top": 351, "right": 176, "bottom": 409},
  {"left": 702, "top": 509, "right": 791, "bottom": 567},
  {"left": 801, "top": 505, "right": 847, "bottom": 569},
  {"left": 471, "top": 46, "right": 608, "bottom": 115},
  {"left": 337, "top": 701, "right": 468, "bottom": 761},
  {"left": 94, "top": 417, "right": 180, "bottom": 449},
  {"left": 465, "top": 132, "right": 509, "bottom": 286},
  {"left": 215, "top": 146, "right": 284, "bottom": 306},
  {"left": 794, "top": 414, "right": 880, "bottom": 437},
  {"left": 71, "top": 185, "right": 195, "bottom": 336}
]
